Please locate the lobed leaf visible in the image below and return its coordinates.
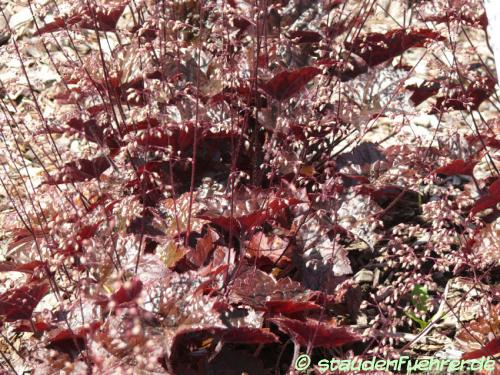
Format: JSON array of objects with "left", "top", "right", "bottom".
[
  {"left": 46, "top": 156, "right": 112, "bottom": 185},
  {"left": 261, "top": 67, "right": 321, "bottom": 101},
  {"left": 345, "top": 28, "right": 444, "bottom": 67},
  {"left": 0, "top": 282, "right": 50, "bottom": 322},
  {"left": 268, "top": 317, "right": 361, "bottom": 348},
  {"left": 461, "top": 337, "right": 500, "bottom": 359},
  {"left": 435, "top": 159, "right": 477, "bottom": 177}
]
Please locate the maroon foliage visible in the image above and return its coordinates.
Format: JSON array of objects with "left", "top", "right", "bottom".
[
  {"left": 268, "top": 317, "right": 361, "bottom": 348},
  {"left": 265, "top": 300, "right": 322, "bottom": 315},
  {"left": 13, "top": 316, "right": 56, "bottom": 333},
  {"left": 2, "top": 0, "right": 499, "bottom": 373},
  {"left": 229, "top": 268, "right": 305, "bottom": 308},
  {"left": 435, "top": 159, "right": 477, "bottom": 176},
  {"left": 345, "top": 28, "right": 444, "bottom": 67},
  {"left": 46, "top": 156, "right": 111, "bottom": 184},
  {"left": 168, "top": 326, "right": 278, "bottom": 374},
  {"left": 45, "top": 322, "right": 101, "bottom": 357},
  {"left": 111, "top": 277, "right": 143, "bottom": 305},
  {"left": 318, "top": 53, "right": 368, "bottom": 81},
  {"left": 35, "top": 2, "right": 127, "bottom": 35},
  {"left": 470, "top": 178, "right": 500, "bottom": 216},
  {"left": 0, "top": 260, "right": 46, "bottom": 274},
  {"left": 406, "top": 80, "right": 442, "bottom": 106},
  {"left": 0, "top": 282, "right": 50, "bottom": 322},
  {"left": 461, "top": 337, "right": 500, "bottom": 359},
  {"left": 430, "top": 76, "right": 496, "bottom": 113},
  {"left": 261, "top": 67, "right": 321, "bottom": 101},
  {"left": 67, "top": 118, "right": 121, "bottom": 150},
  {"left": 221, "top": 327, "right": 279, "bottom": 344},
  {"left": 287, "top": 30, "right": 323, "bottom": 44},
  {"left": 199, "top": 210, "right": 268, "bottom": 234}
]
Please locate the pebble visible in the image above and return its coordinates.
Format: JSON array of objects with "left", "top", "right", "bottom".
[
  {"left": 0, "top": 33, "right": 9, "bottom": 46},
  {"left": 8, "top": 7, "right": 33, "bottom": 34},
  {"left": 0, "top": 7, "right": 10, "bottom": 46},
  {"left": 354, "top": 269, "right": 374, "bottom": 284}
]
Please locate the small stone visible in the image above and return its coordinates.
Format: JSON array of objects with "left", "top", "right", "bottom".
[
  {"left": 8, "top": 7, "right": 33, "bottom": 33},
  {"left": 0, "top": 33, "right": 9, "bottom": 46},
  {"left": 355, "top": 313, "right": 368, "bottom": 326},
  {"left": 372, "top": 268, "right": 380, "bottom": 288},
  {"left": 354, "top": 269, "right": 374, "bottom": 284}
]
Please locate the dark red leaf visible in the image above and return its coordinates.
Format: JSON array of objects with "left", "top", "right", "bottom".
[
  {"left": 238, "top": 210, "right": 269, "bottom": 230},
  {"left": 261, "top": 67, "right": 321, "bottom": 101},
  {"left": 470, "top": 195, "right": 500, "bottom": 216},
  {"left": 345, "top": 28, "right": 444, "bottom": 67},
  {"left": 435, "top": 159, "right": 477, "bottom": 176},
  {"left": 267, "top": 196, "right": 303, "bottom": 215},
  {"left": 484, "top": 137, "right": 500, "bottom": 149},
  {"left": 287, "top": 30, "right": 323, "bottom": 44},
  {"left": 13, "top": 320, "right": 55, "bottom": 333},
  {"left": 46, "top": 156, "right": 111, "bottom": 184},
  {"left": 406, "top": 80, "right": 441, "bottom": 106},
  {"left": 306, "top": 285, "right": 362, "bottom": 318},
  {"left": 430, "top": 76, "right": 496, "bottom": 113},
  {"left": 77, "top": 224, "right": 100, "bottom": 241},
  {"left": 221, "top": 327, "right": 279, "bottom": 344},
  {"left": 0, "top": 260, "right": 46, "bottom": 274},
  {"left": 470, "top": 178, "right": 500, "bottom": 216},
  {"left": 169, "top": 326, "right": 277, "bottom": 374},
  {"left": 265, "top": 300, "right": 322, "bottom": 315},
  {"left": 46, "top": 322, "right": 100, "bottom": 357},
  {"left": 146, "top": 70, "right": 164, "bottom": 80},
  {"left": 0, "top": 282, "right": 50, "bottom": 322},
  {"left": 232, "top": 16, "right": 254, "bottom": 35},
  {"left": 169, "top": 327, "right": 221, "bottom": 370},
  {"left": 268, "top": 317, "right": 361, "bottom": 348},
  {"left": 111, "top": 277, "right": 143, "bottom": 305},
  {"left": 67, "top": 118, "right": 121, "bottom": 150},
  {"left": 34, "top": 15, "right": 82, "bottom": 35},
  {"left": 466, "top": 135, "right": 500, "bottom": 150},
  {"left": 35, "top": 3, "right": 126, "bottom": 35},
  {"left": 199, "top": 210, "right": 268, "bottom": 233},
  {"left": 133, "top": 129, "right": 172, "bottom": 150},
  {"left": 357, "top": 185, "right": 422, "bottom": 226},
  {"left": 317, "top": 53, "right": 368, "bottom": 81},
  {"left": 94, "top": 9, "right": 124, "bottom": 30},
  {"left": 12, "top": 314, "right": 56, "bottom": 333},
  {"left": 489, "top": 178, "right": 500, "bottom": 196},
  {"left": 230, "top": 268, "right": 305, "bottom": 308},
  {"left": 211, "top": 82, "right": 268, "bottom": 107},
  {"left": 133, "top": 121, "right": 229, "bottom": 152},
  {"left": 461, "top": 337, "right": 500, "bottom": 359}
]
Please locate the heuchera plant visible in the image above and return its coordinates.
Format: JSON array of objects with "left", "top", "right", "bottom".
[{"left": 0, "top": 0, "right": 499, "bottom": 373}]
